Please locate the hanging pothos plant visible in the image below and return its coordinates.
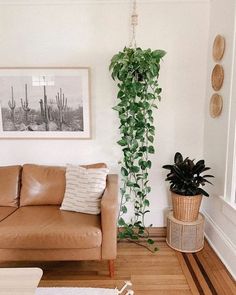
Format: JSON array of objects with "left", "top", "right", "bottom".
[{"left": 109, "top": 47, "right": 166, "bottom": 251}]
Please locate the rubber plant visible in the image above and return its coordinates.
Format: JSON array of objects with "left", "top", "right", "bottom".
[{"left": 109, "top": 47, "right": 166, "bottom": 251}]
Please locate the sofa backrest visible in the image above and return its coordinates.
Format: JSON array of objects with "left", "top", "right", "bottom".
[
  {"left": 20, "top": 164, "right": 66, "bottom": 206},
  {"left": 20, "top": 163, "right": 107, "bottom": 206},
  {"left": 0, "top": 165, "right": 22, "bottom": 207}
]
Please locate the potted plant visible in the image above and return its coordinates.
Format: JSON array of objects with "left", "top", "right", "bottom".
[
  {"left": 163, "top": 152, "right": 214, "bottom": 222},
  {"left": 110, "top": 47, "right": 166, "bottom": 250}
]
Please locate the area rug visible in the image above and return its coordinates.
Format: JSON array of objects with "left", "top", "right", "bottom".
[
  {"left": 36, "top": 287, "right": 118, "bottom": 295},
  {"left": 36, "top": 282, "right": 134, "bottom": 295},
  {"left": 36, "top": 281, "right": 133, "bottom": 294}
]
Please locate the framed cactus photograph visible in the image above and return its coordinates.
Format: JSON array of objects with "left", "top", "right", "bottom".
[{"left": 0, "top": 67, "right": 91, "bottom": 138}]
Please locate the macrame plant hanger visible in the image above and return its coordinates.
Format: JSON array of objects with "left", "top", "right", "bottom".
[{"left": 129, "top": 0, "right": 138, "bottom": 48}]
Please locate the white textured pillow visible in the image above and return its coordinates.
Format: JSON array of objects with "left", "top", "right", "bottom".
[{"left": 60, "top": 165, "right": 109, "bottom": 214}]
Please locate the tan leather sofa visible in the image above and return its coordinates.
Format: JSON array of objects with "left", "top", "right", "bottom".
[{"left": 0, "top": 164, "right": 118, "bottom": 277}]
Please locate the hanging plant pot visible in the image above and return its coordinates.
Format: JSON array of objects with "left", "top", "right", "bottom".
[{"left": 171, "top": 192, "right": 202, "bottom": 222}]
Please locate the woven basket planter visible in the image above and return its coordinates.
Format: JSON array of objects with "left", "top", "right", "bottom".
[
  {"left": 171, "top": 192, "right": 202, "bottom": 222},
  {"left": 166, "top": 211, "right": 205, "bottom": 253}
]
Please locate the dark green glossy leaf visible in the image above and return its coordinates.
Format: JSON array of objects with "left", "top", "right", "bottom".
[
  {"left": 121, "top": 167, "right": 128, "bottom": 176},
  {"left": 126, "top": 180, "right": 135, "bottom": 187},
  {"left": 117, "top": 139, "right": 127, "bottom": 146},
  {"left": 131, "top": 166, "right": 140, "bottom": 173},
  {"left": 121, "top": 206, "right": 128, "bottom": 214},
  {"left": 163, "top": 152, "right": 213, "bottom": 197},
  {"left": 118, "top": 218, "right": 126, "bottom": 226},
  {"left": 148, "top": 146, "right": 155, "bottom": 154},
  {"left": 144, "top": 199, "right": 150, "bottom": 206},
  {"left": 174, "top": 152, "right": 183, "bottom": 164},
  {"left": 148, "top": 135, "right": 154, "bottom": 143},
  {"left": 147, "top": 239, "right": 154, "bottom": 245}
]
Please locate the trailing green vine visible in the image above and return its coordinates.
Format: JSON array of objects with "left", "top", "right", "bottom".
[{"left": 109, "top": 47, "right": 166, "bottom": 251}]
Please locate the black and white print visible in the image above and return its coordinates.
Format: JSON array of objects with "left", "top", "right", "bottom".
[{"left": 0, "top": 68, "right": 90, "bottom": 138}]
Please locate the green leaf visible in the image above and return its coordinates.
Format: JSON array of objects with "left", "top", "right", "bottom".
[
  {"left": 152, "top": 103, "right": 158, "bottom": 109},
  {"left": 118, "top": 231, "right": 125, "bottom": 239},
  {"left": 147, "top": 239, "right": 154, "bottom": 245},
  {"left": 149, "top": 116, "right": 154, "bottom": 123},
  {"left": 118, "top": 218, "right": 126, "bottom": 226},
  {"left": 131, "top": 166, "right": 140, "bottom": 173},
  {"left": 155, "top": 88, "right": 162, "bottom": 95},
  {"left": 121, "top": 167, "right": 128, "bottom": 176},
  {"left": 162, "top": 165, "right": 173, "bottom": 170},
  {"left": 117, "top": 90, "right": 125, "bottom": 98},
  {"left": 144, "top": 199, "right": 150, "bottom": 206},
  {"left": 147, "top": 160, "right": 152, "bottom": 168},
  {"left": 121, "top": 206, "right": 127, "bottom": 214},
  {"left": 138, "top": 229, "right": 144, "bottom": 235},
  {"left": 117, "top": 139, "right": 127, "bottom": 146},
  {"left": 148, "top": 146, "right": 155, "bottom": 154},
  {"left": 146, "top": 186, "right": 151, "bottom": 193},
  {"left": 148, "top": 135, "right": 154, "bottom": 143},
  {"left": 174, "top": 152, "right": 183, "bottom": 164},
  {"left": 203, "top": 175, "right": 214, "bottom": 178},
  {"left": 198, "top": 188, "right": 209, "bottom": 197},
  {"left": 140, "top": 146, "right": 147, "bottom": 152},
  {"left": 147, "top": 110, "right": 152, "bottom": 116},
  {"left": 126, "top": 180, "right": 135, "bottom": 187},
  {"left": 132, "top": 140, "right": 139, "bottom": 151},
  {"left": 153, "top": 49, "right": 166, "bottom": 58},
  {"left": 125, "top": 194, "right": 131, "bottom": 201},
  {"left": 112, "top": 105, "right": 122, "bottom": 112},
  {"left": 149, "top": 128, "right": 155, "bottom": 136}
]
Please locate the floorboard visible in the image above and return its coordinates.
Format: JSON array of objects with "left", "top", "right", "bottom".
[{"left": 0, "top": 239, "right": 235, "bottom": 294}]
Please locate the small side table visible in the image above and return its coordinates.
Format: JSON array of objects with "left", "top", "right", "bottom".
[{"left": 166, "top": 211, "right": 205, "bottom": 253}]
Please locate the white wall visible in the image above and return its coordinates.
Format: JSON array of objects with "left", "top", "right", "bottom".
[
  {"left": 0, "top": 0, "right": 209, "bottom": 226},
  {"left": 202, "top": 0, "right": 236, "bottom": 279}
]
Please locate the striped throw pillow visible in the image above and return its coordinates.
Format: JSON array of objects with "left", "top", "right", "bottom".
[{"left": 60, "top": 165, "right": 109, "bottom": 215}]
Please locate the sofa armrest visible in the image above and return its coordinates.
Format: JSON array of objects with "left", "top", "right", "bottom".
[{"left": 101, "top": 174, "right": 118, "bottom": 260}]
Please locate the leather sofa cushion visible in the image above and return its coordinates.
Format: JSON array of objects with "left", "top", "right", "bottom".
[
  {"left": 20, "top": 164, "right": 66, "bottom": 206},
  {"left": 20, "top": 163, "right": 107, "bottom": 206},
  {"left": 0, "top": 206, "right": 102, "bottom": 249},
  {"left": 0, "top": 207, "right": 17, "bottom": 222},
  {"left": 0, "top": 166, "right": 21, "bottom": 207}
]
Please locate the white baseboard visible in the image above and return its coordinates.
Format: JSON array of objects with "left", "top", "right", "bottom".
[{"left": 202, "top": 209, "right": 236, "bottom": 280}]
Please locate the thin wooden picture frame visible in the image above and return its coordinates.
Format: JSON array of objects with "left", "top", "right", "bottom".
[{"left": 0, "top": 67, "right": 91, "bottom": 139}]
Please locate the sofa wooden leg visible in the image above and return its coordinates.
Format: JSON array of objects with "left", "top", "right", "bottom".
[{"left": 108, "top": 260, "right": 115, "bottom": 278}]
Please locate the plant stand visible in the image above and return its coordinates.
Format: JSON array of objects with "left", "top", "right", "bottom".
[{"left": 166, "top": 211, "right": 205, "bottom": 253}]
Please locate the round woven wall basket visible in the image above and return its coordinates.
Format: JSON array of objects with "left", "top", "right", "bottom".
[
  {"left": 213, "top": 35, "right": 225, "bottom": 62},
  {"left": 210, "top": 93, "right": 223, "bottom": 118},
  {"left": 211, "top": 64, "right": 224, "bottom": 91},
  {"left": 171, "top": 192, "right": 202, "bottom": 222}
]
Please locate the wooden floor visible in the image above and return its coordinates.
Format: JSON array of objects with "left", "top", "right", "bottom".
[{"left": 0, "top": 240, "right": 235, "bottom": 295}]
